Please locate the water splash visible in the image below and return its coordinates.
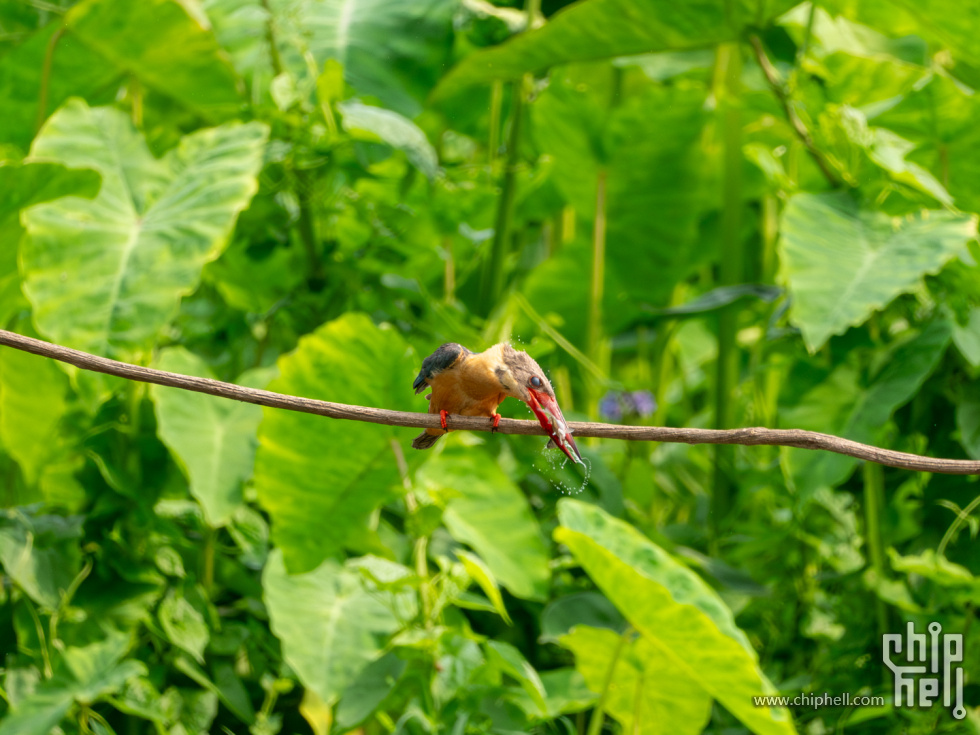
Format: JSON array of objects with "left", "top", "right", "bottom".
[{"left": 535, "top": 442, "right": 591, "bottom": 495}]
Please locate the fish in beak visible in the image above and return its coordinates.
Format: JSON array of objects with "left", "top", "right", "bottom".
[{"left": 526, "top": 387, "right": 585, "bottom": 466}]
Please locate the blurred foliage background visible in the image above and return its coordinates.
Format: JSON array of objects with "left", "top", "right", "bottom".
[{"left": 1, "top": 0, "right": 979, "bottom": 733}]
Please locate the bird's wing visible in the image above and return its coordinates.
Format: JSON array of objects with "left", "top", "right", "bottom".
[{"left": 413, "top": 343, "right": 472, "bottom": 394}]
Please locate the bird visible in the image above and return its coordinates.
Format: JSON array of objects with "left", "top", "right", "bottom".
[{"left": 411, "top": 342, "right": 584, "bottom": 465}]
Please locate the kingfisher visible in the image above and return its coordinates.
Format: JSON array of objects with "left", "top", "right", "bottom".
[{"left": 411, "top": 342, "right": 584, "bottom": 465}]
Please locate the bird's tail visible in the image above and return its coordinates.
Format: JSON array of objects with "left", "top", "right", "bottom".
[{"left": 412, "top": 431, "right": 443, "bottom": 450}]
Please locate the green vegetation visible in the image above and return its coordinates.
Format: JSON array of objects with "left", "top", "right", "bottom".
[{"left": 1, "top": 0, "right": 979, "bottom": 733}]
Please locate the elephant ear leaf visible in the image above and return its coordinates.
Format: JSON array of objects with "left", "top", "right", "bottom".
[{"left": 21, "top": 99, "right": 267, "bottom": 360}]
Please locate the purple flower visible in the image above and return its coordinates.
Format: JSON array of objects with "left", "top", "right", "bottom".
[
  {"left": 629, "top": 391, "right": 657, "bottom": 418},
  {"left": 599, "top": 392, "right": 623, "bottom": 421}
]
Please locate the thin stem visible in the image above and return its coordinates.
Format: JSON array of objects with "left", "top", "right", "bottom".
[
  {"left": 750, "top": 35, "right": 841, "bottom": 188},
  {"left": 586, "top": 627, "right": 631, "bottom": 735},
  {"left": 202, "top": 528, "right": 216, "bottom": 597},
  {"left": 36, "top": 25, "right": 65, "bottom": 133},
  {"left": 488, "top": 80, "right": 503, "bottom": 168},
  {"left": 712, "top": 41, "right": 744, "bottom": 530},
  {"left": 938, "top": 492, "right": 980, "bottom": 556},
  {"left": 259, "top": 0, "right": 286, "bottom": 77},
  {"left": 26, "top": 598, "right": 53, "bottom": 678},
  {"left": 442, "top": 235, "right": 455, "bottom": 302},
  {"left": 129, "top": 76, "right": 143, "bottom": 128},
  {"left": 478, "top": 79, "right": 525, "bottom": 312},
  {"left": 587, "top": 168, "right": 608, "bottom": 374},
  {"left": 863, "top": 461, "right": 890, "bottom": 639}
]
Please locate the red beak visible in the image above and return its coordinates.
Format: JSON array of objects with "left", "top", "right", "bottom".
[{"left": 526, "top": 389, "right": 584, "bottom": 466}]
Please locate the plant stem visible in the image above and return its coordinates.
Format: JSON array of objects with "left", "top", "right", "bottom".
[
  {"left": 712, "top": 41, "right": 744, "bottom": 532},
  {"left": 36, "top": 25, "right": 64, "bottom": 133},
  {"left": 863, "top": 461, "right": 890, "bottom": 639},
  {"left": 478, "top": 79, "right": 525, "bottom": 313},
  {"left": 488, "top": 80, "right": 503, "bottom": 168},
  {"left": 586, "top": 627, "right": 631, "bottom": 735}
]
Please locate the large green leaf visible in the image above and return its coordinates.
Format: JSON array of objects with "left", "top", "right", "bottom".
[
  {"left": 0, "top": 348, "right": 70, "bottom": 485},
  {"left": 0, "top": 509, "right": 82, "bottom": 609},
  {"left": 151, "top": 348, "right": 270, "bottom": 527},
  {"left": 21, "top": 99, "right": 267, "bottom": 358},
  {"left": 0, "top": 161, "right": 100, "bottom": 325},
  {"left": 204, "top": 0, "right": 454, "bottom": 116},
  {"left": 555, "top": 499, "right": 795, "bottom": 735},
  {"left": 416, "top": 443, "right": 550, "bottom": 601},
  {"left": 0, "top": 23, "right": 119, "bottom": 152},
  {"left": 0, "top": 632, "right": 146, "bottom": 735},
  {"left": 338, "top": 100, "right": 439, "bottom": 179},
  {"left": 435, "top": 0, "right": 797, "bottom": 98},
  {"left": 263, "top": 549, "right": 401, "bottom": 705},
  {"left": 253, "top": 313, "right": 417, "bottom": 573},
  {"left": 779, "top": 191, "right": 975, "bottom": 351},
  {"left": 781, "top": 320, "right": 953, "bottom": 495},
  {"left": 561, "top": 625, "right": 711, "bottom": 735},
  {"left": 66, "top": 0, "right": 242, "bottom": 121}
]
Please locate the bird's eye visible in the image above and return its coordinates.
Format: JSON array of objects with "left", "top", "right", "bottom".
[{"left": 530, "top": 376, "right": 543, "bottom": 388}]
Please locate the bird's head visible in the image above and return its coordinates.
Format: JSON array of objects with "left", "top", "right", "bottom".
[{"left": 496, "top": 345, "right": 584, "bottom": 466}]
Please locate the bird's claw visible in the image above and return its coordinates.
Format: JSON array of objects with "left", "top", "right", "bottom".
[
  {"left": 440, "top": 409, "right": 449, "bottom": 430},
  {"left": 491, "top": 413, "right": 501, "bottom": 433}
]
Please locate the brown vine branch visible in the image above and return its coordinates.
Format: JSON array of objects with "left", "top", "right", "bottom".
[
  {"left": 749, "top": 34, "right": 842, "bottom": 189},
  {"left": 1, "top": 329, "right": 978, "bottom": 475}
]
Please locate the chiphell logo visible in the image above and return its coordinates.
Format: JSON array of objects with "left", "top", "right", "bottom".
[{"left": 883, "top": 621, "right": 964, "bottom": 720}]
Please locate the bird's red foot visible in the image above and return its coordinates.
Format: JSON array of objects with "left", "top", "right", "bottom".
[
  {"left": 440, "top": 409, "right": 449, "bottom": 430},
  {"left": 491, "top": 413, "right": 501, "bottom": 433}
]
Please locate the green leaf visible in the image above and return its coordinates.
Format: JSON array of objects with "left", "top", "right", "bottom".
[
  {"left": 158, "top": 588, "right": 210, "bottom": 663},
  {"left": 151, "top": 348, "right": 268, "bottom": 526},
  {"left": 253, "top": 313, "right": 417, "bottom": 572},
  {"left": 416, "top": 443, "right": 550, "bottom": 601},
  {"left": 485, "top": 640, "right": 548, "bottom": 715},
  {"left": 0, "top": 161, "right": 100, "bottom": 325},
  {"left": 779, "top": 191, "right": 976, "bottom": 351},
  {"left": 560, "top": 625, "right": 711, "bottom": 735},
  {"left": 66, "top": 0, "right": 242, "bottom": 122},
  {"left": 957, "top": 394, "right": 980, "bottom": 460},
  {"left": 510, "top": 668, "right": 597, "bottom": 719},
  {"left": 262, "top": 549, "right": 401, "bottom": 705},
  {"left": 0, "top": 632, "right": 146, "bottom": 735},
  {"left": 0, "top": 24, "right": 120, "bottom": 152},
  {"left": 206, "top": 0, "right": 454, "bottom": 116},
  {"left": 339, "top": 100, "right": 439, "bottom": 179},
  {"left": 21, "top": 99, "right": 267, "bottom": 358},
  {"left": 782, "top": 320, "right": 952, "bottom": 494},
  {"left": 0, "top": 348, "right": 70, "bottom": 485},
  {"left": 455, "top": 549, "right": 511, "bottom": 624},
  {"left": 0, "top": 510, "right": 83, "bottom": 609},
  {"left": 541, "top": 591, "right": 626, "bottom": 643},
  {"left": 335, "top": 652, "right": 406, "bottom": 729},
  {"left": 555, "top": 499, "right": 795, "bottom": 735},
  {"left": 435, "top": 0, "right": 796, "bottom": 98}
]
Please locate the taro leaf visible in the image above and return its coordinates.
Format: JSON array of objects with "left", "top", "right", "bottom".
[
  {"left": 65, "top": 0, "right": 242, "bottom": 122},
  {"left": 263, "top": 550, "right": 401, "bottom": 705},
  {"left": 957, "top": 394, "right": 980, "bottom": 460},
  {"left": 335, "top": 652, "right": 406, "bottom": 729},
  {"left": 485, "top": 640, "right": 548, "bottom": 715},
  {"left": 435, "top": 0, "right": 798, "bottom": 98},
  {"left": 151, "top": 348, "right": 270, "bottom": 527},
  {"left": 0, "top": 161, "right": 100, "bottom": 325},
  {"left": 560, "top": 625, "right": 712, "bottom": 735},
  {"left": 555, "top": 499, "right": 795, "bottom": 735},
  {"left": 416, "top": 443, "right": 550, "bottom": 601},
  {"left": 158, "top": 588, "right": 210, "bottom": 664},
  {"left": 253, "top": 313, "right": 417, "bottom": 573},
  {"left": 205, "top": 0, "right": 454, "bottom": 116},
  {"left": 339, "top": 100, "right": 438, "bottom": 179},
  {"left": 781, "top": 320, "right": 952, "bottom": 495},
  {"left": 455, "top": 549, "right": 511, "bottom": 624},
  {"left": 0, "top": 24, "right": 119, "bottom": 152},
  {"left": 0, "top": 632, "right": 146, "bottom": 735},
  {"left": 0, "top": 348, "right": 70, "bottom": 485},
  {"left": 509, "top": 668, "right": 597, "bottom": 719},
  {"left": 540, "top": 591, "right": 626, "bottom": 643},
  {"left": 21, "top": 99, "right": 267, "bottom": 359},
  {"left": 779, "top": 191, "right": 975, "bottom": 351},
  {"left": 0, "top": 509, "right": 83, "bottom": 609}
]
